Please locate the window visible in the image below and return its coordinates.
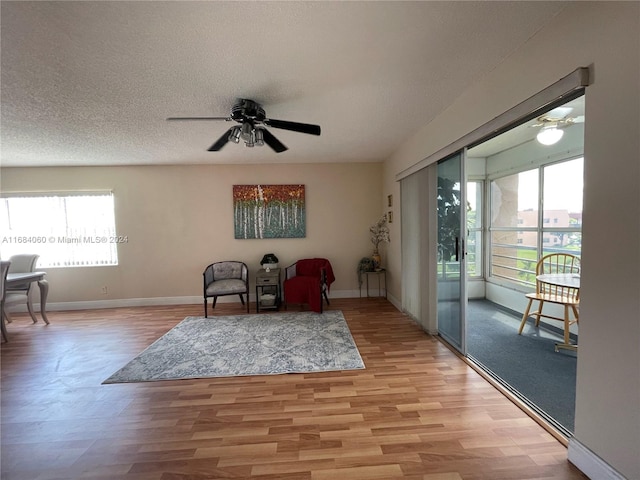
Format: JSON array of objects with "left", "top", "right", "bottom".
[
  {"left": 489, "top": 157, "right": 583, "bottom": 287},
  {"left": 489, "top": 169, "right": 538, "bottom": 285},
  {"left": 466, "top": 181, "right": 483, "bottom": 278},
  {"left": 1, "top": 192, "right": 119, "bottom": 267}
]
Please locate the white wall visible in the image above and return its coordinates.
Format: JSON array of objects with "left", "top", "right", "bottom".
[
  {"left": 383, "top": 2, "right": 639, "bottom": 478},
  {"left": 1, "top": 162, "right": 383, "bottom": 306}
]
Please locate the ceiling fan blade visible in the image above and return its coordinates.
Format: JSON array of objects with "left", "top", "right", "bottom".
[
  {"left": 264, "top": 119, "right": 321, "bottom": 136},
  {"left": 262, "top": 128, "right": 288, "bottom": 153},
  {"left": 546, "top": 106, "right": 573, "bottom": 119},
  {"left": 207, "top": 128, "right": 233, "bottom": 151},
  {"left": 167, "top": 117, "right": 231, "bottom": 121}
]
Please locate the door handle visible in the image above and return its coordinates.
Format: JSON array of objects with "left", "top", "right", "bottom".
[{"left": 455, "top": 237, "right": 459, "bottom": 262}]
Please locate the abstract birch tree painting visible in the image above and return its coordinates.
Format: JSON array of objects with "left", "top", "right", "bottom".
[{"left": 233, "top": 185, "right": 306, "bottom": 239}]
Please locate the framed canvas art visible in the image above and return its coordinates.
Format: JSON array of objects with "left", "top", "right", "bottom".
[{"left": 233, "top": 184, "right": 306, "bottom": 239}]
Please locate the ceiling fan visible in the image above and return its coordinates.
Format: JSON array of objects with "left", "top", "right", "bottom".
[
  {"left": 167, "top": 98, "right": 321, "bottom": 153},
  {"left": 530, "top": 106, "right": 584, "bottom": 145}
]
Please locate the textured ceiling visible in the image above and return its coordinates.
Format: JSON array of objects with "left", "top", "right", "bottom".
[{"left": 1, "top": 1, "right": 568, "bottom": 167}]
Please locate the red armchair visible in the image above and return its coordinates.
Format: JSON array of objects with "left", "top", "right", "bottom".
[{"left": 283, "top": 258, "right": 335, "bottom": 313}]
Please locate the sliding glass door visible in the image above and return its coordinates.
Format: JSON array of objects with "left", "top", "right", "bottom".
[{"left": 436, "top": 152, "right": 467, "bottom": 353}]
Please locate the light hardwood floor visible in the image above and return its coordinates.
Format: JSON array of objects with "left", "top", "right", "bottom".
[{"left": 1, "top": 299, "right": 587, "bottom": 479}]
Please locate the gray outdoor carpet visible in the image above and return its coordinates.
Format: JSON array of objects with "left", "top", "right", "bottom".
[
  {"left": 467, "top": 299, "right": 577, "bottom": 434},
  {"left": 103, "top": 310, "right": 364, "bottom": 384}
]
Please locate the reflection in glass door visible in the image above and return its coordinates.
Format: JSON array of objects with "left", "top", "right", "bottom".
[{"left": 437, "top": 152, "right": 467, "bottom": 353}]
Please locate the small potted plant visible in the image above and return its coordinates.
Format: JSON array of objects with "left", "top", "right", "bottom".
[
  {"left": 369, "top": 214, "right": 390, "bottom": 269},
  {"left": 357, "top": 257, "right": 375, "bottom": 288},
  {"left": 260, "top": 253, "right": 279, "bottom": 272}
]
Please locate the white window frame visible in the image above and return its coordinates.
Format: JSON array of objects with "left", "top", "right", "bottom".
[{"left": 487, "top": 156, "right": 583, "bottom": 290}]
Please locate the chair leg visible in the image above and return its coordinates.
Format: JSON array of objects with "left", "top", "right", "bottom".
[
  {"left": 238, "top": 293, "right": 248, "bottom": 313},
  {"left": 204, "top": 299, "right": 208, "bottom": 318},
  {"left": 518, "top": 299, "right": 534, "bottom": 334},
  {"left": 238, "top": 294, "right": 249, "bottom": 313},
  {"left": 563, "top": 305, "right": 571, "bottom": 345},
  {"left": 572, "top": 305, "right": 580, "bottom": 325},
  {"left": 1, "top": 318, "right": 7, "bottom": 342},
  {"left": 1, "top": 307, "right": 8, "bottom": 342},
  {"left": 27, "top": 299, "right": 38, "bottom": 324},
  {"left": 534, "top": 300, "right": 544, "bottom": 327}
]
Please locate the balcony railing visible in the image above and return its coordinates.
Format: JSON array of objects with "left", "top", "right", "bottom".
[{"left": 490, "top": 244, "right": 581, "bottom": 288}]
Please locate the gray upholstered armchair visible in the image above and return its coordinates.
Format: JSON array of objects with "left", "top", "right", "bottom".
[{"left": 203, "top": 261, "right": 249, "bottom": 317}]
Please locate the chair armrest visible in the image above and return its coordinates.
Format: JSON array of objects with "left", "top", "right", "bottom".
[
  {"left": 203, "top": 265, "right": 214, "bottom": 287},
  {"left": 285, "top": 263, "right": 297, "bottom": 280},
  {"left": 241, "top": 263, "right": 249, "bottom": 285}
]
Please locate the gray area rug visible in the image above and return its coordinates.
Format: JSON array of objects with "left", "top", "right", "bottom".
[{"left": 103, "top": 310, "right": 364, "bottom": 383}]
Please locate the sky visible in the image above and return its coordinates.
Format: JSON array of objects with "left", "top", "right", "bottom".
[{"left": 519, "top": 157, "right": 583, "bottom": 212}]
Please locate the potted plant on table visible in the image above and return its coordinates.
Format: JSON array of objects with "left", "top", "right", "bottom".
[{"left": 260, "top": 253, "right": 279, "bottom": 272}]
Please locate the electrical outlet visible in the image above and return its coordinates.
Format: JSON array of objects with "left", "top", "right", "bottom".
[{"left": 101, "top": 286, "right": 108, "bottom": 295}]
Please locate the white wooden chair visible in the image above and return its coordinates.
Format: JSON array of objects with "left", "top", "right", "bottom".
[{"left": 518, "top": 253, "right": 580, "bottom": 351}]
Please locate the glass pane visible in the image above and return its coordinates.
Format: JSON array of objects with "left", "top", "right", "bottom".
[
  {"left": 491, "top": 169, "right": 538, "bottom": 228},
  {"left": 467, "top": 181, "right": 481, "bottom": 229},
  {"left": 543, "top": 158, "right": 583, "bottom": 222},
  {"left": 437, "top": 152, "right": 465, "bottom": 353},
  {"left": 467, "top": 181, "right": 482, "bottom": 278},
  {"left": 467, "top": 229, "right": 482, "bottom": 277},
  {"left": 542, "top": 232, "right": 582, "bottom": 257},
  {"left": 437, "top": 175, "right": 462, "bottom": 276}
]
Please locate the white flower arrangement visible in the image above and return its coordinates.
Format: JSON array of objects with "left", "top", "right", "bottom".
[{"left": 369, "top": 214, "right": 390, "bottom": 253}]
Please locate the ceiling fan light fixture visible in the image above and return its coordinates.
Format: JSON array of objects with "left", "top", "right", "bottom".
[
  {"left": 229, "top": 126, "right": 241, "bottom": 144},
  {"left": 254, "top": 128, "right": 265, "bottom": 147},
  {"left": 244, "top": 128, "right": 257, "bottom": 148},
  {"left": 240, "top": 122, "right": 253, "bottom": 142},
  {"left": 536, "top": 125, "right": 564, "bottom": 146}
]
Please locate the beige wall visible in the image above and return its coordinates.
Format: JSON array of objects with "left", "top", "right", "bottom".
[
  {"left": 383, "top": 2, "right": 639, "bottom": 478},
  {"left": 1, "top": 162, "right": 383, "bottom": 304}
]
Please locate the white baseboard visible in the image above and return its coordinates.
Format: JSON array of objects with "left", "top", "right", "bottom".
[
  {"left": 387, "top": 292, "right": 401, "bottom": 311},
  {"left": 12, "top": 289, "right": 374, "bottom": 312},
  {"left": 568, "top": 438, "right": 627, "bottom": 480},
  {"left": 29, "top": 296, "right": 203, "bottom": 311}
]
